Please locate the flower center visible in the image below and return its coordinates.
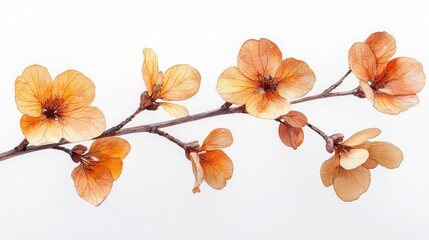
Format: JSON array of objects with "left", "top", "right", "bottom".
[
  {"left": 259, "top": 75, "right": 278, "bottom": 93},
  {"left": 42, "top": 94, "right": 68, "bottom": 120}
]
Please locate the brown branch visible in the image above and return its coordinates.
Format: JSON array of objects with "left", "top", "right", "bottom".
[
  {"left": 147, "top": 127, "right": 187, "bottom": 150},
  {"left": 306, "top": 122, "right": 329, "bottom": 141},
  {"left": 1, "top": 71, "right": 357, "bottom": 162}
]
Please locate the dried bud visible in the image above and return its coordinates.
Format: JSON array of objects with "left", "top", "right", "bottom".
[
  {"left": 325, "top": 137, "right": 335, "bottom": 153},
  {"left": 330, "top": 133, "right": 344, "bottom": 144},
  {"left": 71, "top": 145, "right": 88, "bottom": 163},
  {"left": 184, "top": 141, "right": 200, "bottom": 160},
  {"left": 355, "top": 87, "right": 367, "bottom": 98},
  {"left": 140, "top": 91, "right": 158, "bottom": 110}
]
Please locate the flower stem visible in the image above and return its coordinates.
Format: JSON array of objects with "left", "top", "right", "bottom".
[
  {"left": 306, "top": 122, "right": 329, "bottom": 141},
  {"left": 52, "top": 146, "right": 72, "bottom": 157},
  {"left": 147, "top": 127, "right": 187, "bottom": 150}
]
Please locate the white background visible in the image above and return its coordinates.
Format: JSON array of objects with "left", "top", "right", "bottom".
[{"left": 0, "top": 0, "right": 428, "bottom": 239}]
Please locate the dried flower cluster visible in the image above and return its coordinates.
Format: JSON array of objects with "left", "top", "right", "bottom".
[{"left": 0, "top": 31, "right": 425, "bottom": 205}]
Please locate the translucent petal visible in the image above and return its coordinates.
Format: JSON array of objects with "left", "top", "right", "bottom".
[
  {"left": 237, "top": 38, "right": 282, "bottom": 80},
  {"left": 159, "top": 102, "right": 189, "bottom": 118},
  {"left": 52, "top": 70, "right": 95, "bottom": 111},
  {"left": 373, "top": 93, "right": 419, "bottom": 115},
  {"left": 366, "top": 141, "right": 403, "bottom": 169},
  {"left": 275, "top": 58, "right": 316, "bottom": 99},
  {"left": 200, "top": 150, "right": 233, "bottom": 190},
  {"left": 278, "top": 110, "right": 307, "bottom": 128},
  {"left": 320, "top": 154, "right": 340, "bottom": 187},
  {"left": 142, "top": 48, "right": 159, "bottom": 96},
  {"left": 61, "top": 106, "right": 106, "bottom": 142},
  {"left": 365, "top": 31, "right": 397, "bottom": 75},
  {"left": 339, "top": 149, "right": 369, "bottom": 170},
  {"left": 71, "top": 164, "right": 113, "bottom": 206},
  {"left": 201, "top": 128, "right": 233, "bottom": 151},
  {"left": 190, "top": 152, "right": 204, "bottom": 193},
  {"left": 333, "top": 166, "right": 371, "bottom": 202},
  {"left": 245, "top": 91, "right": 290, "bottom": 119},
  {"left": 278, "top": 123, "right": 304, "bottom": 150},
  {"left": 342, "top": 128, "right": 381, "bottom": 147},
  {"left": 20, "top": 114, "right": 63, "bottom": 145},
  {"left": 216, "top": 67, "right": 259, "bottom": 105},
  {"left": 348, "top": 42, "right": 377, "bottom": 82},
  {"left": 15, "top": 65, "right": 52, "bottom": 117},
  {"left": 156, "top": 64, "right": 201, "bottom": 101}
]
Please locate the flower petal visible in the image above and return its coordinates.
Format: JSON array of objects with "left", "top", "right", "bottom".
[
  {"left": 359, "top": 80, "right": 375, "bottom": 101},
  {"left": 155, "top": 64, "right": 201, "bottom": 101},
  {"left": 190, "top": 152, "right": 204, "bottom": 193},
  {"left": 275, "top": 58, "right": 316, "bottom": 99},
  {"left": 52, "top": 70, "right": 95, "bottom": 111},
  {"left": 278, "top": 123, "right": 304, "bottom": 150},
  {"left": 237, "top": 38, "right": 282, "bottom": 80},
  {"left": 373, "top": 93, "right": 419, "bottom": 115},
  {"left": 363, "top": 158, "right": 378, "bottom": 169},
  {"left": 365, "top": 31, "right": 397, "bottom": 75},
  {"left": 340, "top": 149, "right": 369, "bottom": 170},
  {"left": 216, "top": 67, "right": 259, "bottom": 105},
  {"left": 61, "top": 106, "right": 106, "bottom": 142},
  {"left": 85, "top": 137, "right": 131, "bottom": 160},
  {"left": 366, "top": 141, "right": 403, "bottom": 169},
  {"left": 159, "top": 102, "right": 189, "bottom": 118},
  {"left": 201, "top": 128, "right": 233, "bottom": 151},
  {"left": 279, "top": 110, "right": 308, "bottom": 128},
  {"left": 71, "top": 164, "right": 113, "bottom": 206},
  {"left": 333, "top": 166, "right": 371, "bottom": 202},
  {"left": 98, "top": 158, "right": 123, "bottom": 181},
  {"left": 15, "top": 65, "right": 52, "bottom": 117},
  {"left": 142, "top": 48, "right": 159, "bottom": 96},
  {"left": 377, "top": 57, "right": 425, "bottom": 95},
  {"left": 20, "top": 114, "right": 63, "bottom": 145},
  {"left": 200, "top": 150, "right": 233, "bottom": 190},
  {"left": 348, "top": 42, "right": 377, "bottom": 82},
  {"left": 320, "top": 154, "right": 340, "bottom": 187},
  {"left": 246, "top": 91, "right": 290, "bottom": 119},
  {"left": 342, "top": 128, "right": 381, "bottom": 147}
]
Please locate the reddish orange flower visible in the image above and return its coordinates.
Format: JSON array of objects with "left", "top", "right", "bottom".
[
  {"left": 278, "top": 111, "right": 307, "bottom": 149},
  {"left": 142, "top": 48, "right": 201, "bottom": 118},
  {"left": 349, "top": 32, "right": 426, "bottom": 114},
  {"left": 320, "top": 128, "right": 403, "bottom": 201},
  {"left": 15, "top": 65, "right": 106, "bottom": 145},
  {"left": 188, "top": 128, "right": 234, "bottom": 193},
  {"left": 71, "top": 137, "right": 131, "bottom": 206},
  {"left": 216, "top": 38, "right": 316, "bottom": 119}
]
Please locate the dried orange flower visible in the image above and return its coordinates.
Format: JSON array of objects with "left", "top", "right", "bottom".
[
  {"left": 71, "top": 137, "right": 131, "bottom": 206},
  {"left": 278, "top": 111, "right": 307, "bottom": 149},
  {"left": 188, "top": 128, "right": 234, "bottom": 193},
  {"left": 349, "top": 32, "right": 426, "bottom": 114},
  {"left": 320, "top": 128, "right": 403, "bottom": 201},
  {"left": 15, "top": 65, "right": 106, "bottom": 145},
  {"left": 216, "top": 38, "right": 316, "bottom": 119},
  {"left": 142, "top": 48, "right": 201, "bottom": 118}
]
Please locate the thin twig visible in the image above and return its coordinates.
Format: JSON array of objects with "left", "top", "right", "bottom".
[
  {"left": 52, "top": 146, "right": 72, "bottom": 157},
  {"left": 147, "top": 127, "right": 187, "bottom": 150},
  {"left": 321, "top": 70, "right": 352, "bottom": 95},
  {"left": 306, "top": 122, "right": 329, "bottom": 141}
]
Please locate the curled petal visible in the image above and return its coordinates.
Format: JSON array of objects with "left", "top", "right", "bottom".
[
  {"left": 15, "top": 65, "right": 52, "bottom": 117},
  {"left": 348, "top": 42, "right": 377, "bottom": 81},
  {"left": 275, "top": 58, "right": 316, "bottom": 99},
  {"left": 359, "top": 81, "right": 375, "bottom": 101},
  {"left": 333, "top": 166, "right": 371, "bottom": 202},
  {"left": 238, "top": 38, "right": 282, "bottom": 80},
  {"left": 20, "top": 115, "right": 63, "bottom": 145},
  {"left": 366, "top": 141, "right": 403, "bottom": 169},
  {"left": 190, "top": 152, "right": 204, "bottom": 193},
  {"left": 373, "top": 93, "right": 419, "bottom": 115},
  {"left": 320, "top": 154, "right": 340, "bottom": 187},
  {"left": 159, "top": 102, "right": 189, "bottom": 118},
  {"left": 201, "top": 128, "right": 233, "bottom": 151},
  {"left": 278, "top": 123, "right": 304, "bottom": 150},
  {"left": 85, "top": 137, "right": 131, "bottom": 160},
  {"left": 339, "top": 149, "right": 369, "bottom": 170},
  {"left": 200, "top": 150, "right": 233, "bottom": 190},
  {"left": 156, "top": 64, "right": 201, "bottom": 101},
  {"left": 246, "top": 91, "right": 290, "bottom": 119},
  {"left": 216, "top": 67, "right": 259, "bottom": 105},
  {"left": 342, "top": 128, "right": 381, "bottom": 147},
  {"left": 142, "top": 48, "right": 159, "bottom": 96},
  {"left": 279, "top": 110, "right": 307, "bottom": 128},
  {"left": 61, "top": 106, "right": 106, "bottom": 142},
  {"left": 365, "top": 32, "right": 397, "bottom": 74},
  {"left": 71, "top": 164, "right": 113, "bottom": 206},
  {"left": 377, "top": 57, "right": 425, "bottom": 95},
  {"left": 52, "top": 70, "right": 95, "bottom": 111}
]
